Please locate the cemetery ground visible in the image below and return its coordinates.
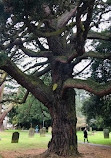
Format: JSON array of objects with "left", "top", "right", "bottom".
[{"left": 0, "top": 130, "right": 111, "bottom": 158}]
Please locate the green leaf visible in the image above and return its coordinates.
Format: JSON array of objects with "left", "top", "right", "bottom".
[{"left": 53, "top": 83, "right": 58, "bottom": 91}]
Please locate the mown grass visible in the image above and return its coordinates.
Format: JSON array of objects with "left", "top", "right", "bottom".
[
  {"left": 0, "top": 130, "right": 51, "bottom": 151},
  {"left": 0, "top": 130, "right": 111, "bottom": 152},
  {"left": 77, "top": 131, "right": 111, "bottom": 145}
]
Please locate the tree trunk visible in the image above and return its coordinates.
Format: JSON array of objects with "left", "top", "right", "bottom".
[
  {"left": 48, "top": 89, "right": 78, "bottom": 156},
  {"left": 0, "top": 104, "right": 14, "bottom": 131},
  {"left": 0, "top": 104, "right": 4, "bottom": 131},
  {"left": 0, "top": 111, "right": 7, "bottom": 131},
  {"left": 0, "top": 120, "right": 4, "bottom": 131}
]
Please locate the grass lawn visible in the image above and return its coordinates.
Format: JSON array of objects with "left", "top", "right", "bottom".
[
  {"left": 77, "top": 131, "right": 111, "bottom": 145},
  {"left": 0, "top": 130, "right": 51, "bottom": 151},
  {"left": 0, "top": 130, "right": 111, "bottom": 152}
]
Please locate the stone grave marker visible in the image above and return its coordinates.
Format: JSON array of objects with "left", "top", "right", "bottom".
[
  {"left": 29, "top": 128, "right": 35, "bottom": 137},
  {"left": 103, "top": 129, "right": 109, "bottom": 138},
  {"left": 40, "top": 127, "right": 46, "bottom": 137},
  {"left": 11, "top": 132, "right": 19, "bottom": 143},
  {"left": 90, "top": 127, "right": 92, "bottom": 131},
  {"left": 48, "top": 126, "right": 52, "bottom": 133}
]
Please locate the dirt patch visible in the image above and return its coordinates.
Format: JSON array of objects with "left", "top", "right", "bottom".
[
  {"left": 78, "top": 144, "right": 111, "bottom": 158},
  {"left": 0, "top": 144, "right": 111, "bottom": 158},
  {"left": 0, "top": 149, "right": 46, "bottom": 158}
]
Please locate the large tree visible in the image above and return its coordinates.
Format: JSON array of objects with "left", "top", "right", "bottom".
[{"left": 0, "top": 0, "right": 111, "bottom": 157}]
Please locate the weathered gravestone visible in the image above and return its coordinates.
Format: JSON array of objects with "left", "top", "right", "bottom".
[
  {"left": 90, "top": 127, "right": 92, "bottom": 131},
  {"left": 103, "top": 129, "right": 109, "bottom": 138},
  {"left": 29, "top": 128, "right": 35, "bottom": 137},
  {"left": 48, "top": 126, "right": 52, "bottom": 133},
  {"left": 40, "top": 127, "right": 46, "bottom": 137},
  {"left": 11, "top": 132, "right": 19, "bottom": 143}
]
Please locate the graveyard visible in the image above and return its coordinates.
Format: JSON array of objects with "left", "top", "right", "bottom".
[{"left": 0, "top": 130, "right": 111, "bottom": 158}]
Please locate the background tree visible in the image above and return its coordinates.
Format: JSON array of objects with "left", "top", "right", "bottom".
[
  {"left": 82, "top": 95, "right": 111, "bottom": 129},
  {"left": 82, "top": 34, "right": 111, "bottom": 129},
  {"left": 8, "top": 94, "right": 51, "bottom": 129},
  {"left": 0, "top": 0, "right": 111, "bottom": 157}
]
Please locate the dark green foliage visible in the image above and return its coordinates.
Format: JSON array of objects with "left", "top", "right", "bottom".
[
  {"left": 2, "top": 0, "right": 77, "bottom": 21},
  {"left": 0, "top": 2, "right": 4, "bottom": 16},
  {"left": 91, "top": 30, "right": 111, "bottom": 82},
  {"left": 0, "top": 2, "right": 10, "bottom": 21},
  {"left": 82, "top": 95, "right": 111, "bottom": 128},
  {"left": 91, "top": 58, "right": 111, "bottom": 83},
  {"left": 107, "top": 0, "right": 111, "bottom": 5},
  {"left": 8, "top": 94, "right": 51, "bottom": 129},
  {"left": 82, "top": 32, "right": 111, "bottom": 128}
]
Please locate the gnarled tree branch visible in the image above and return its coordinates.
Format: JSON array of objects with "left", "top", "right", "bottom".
[
  {"left": 0, "top": 53, "right": 53, "bottom": 107},
  {"left": 87, "top": 32, "right": 111, "bottom": 41},
  {"left": 82, "top": 51, "right": 111, "bottom": 60},
  {"left": 57, "top": 6, "right": 78, "bottom": 29},
  {"left": 20, "top": 46, "right": 52, "bottom": 58},
  {"left": 0, "top": 103, "right": 14, "bottom": 124},
  {"left": 62, "top": 78, "right": 111, "bottom": 96}
]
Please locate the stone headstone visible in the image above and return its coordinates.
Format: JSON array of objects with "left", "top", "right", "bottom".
[
  {"left": 29, "top": 128, "right": 35, "bottom": 137},
  {"left": 40, "top": 127, "right": 46, "bottom": 137},
  {"left": 11, "top": 132, "right": 19, "bottom": 143},
  {"left": 48, "top": 126, "right": 52, "bottom": 133},
  {"left": 90, "top": 127, "right": 92, "bottom": 131},
  {"left": 103, "top": 129, "right": 109, "bottom": 138}
]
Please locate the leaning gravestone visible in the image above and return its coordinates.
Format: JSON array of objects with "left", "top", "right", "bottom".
[
  {"left": 40, "top": 127, "right": 46, "bottom": 137},
  {"left": 11, "top": 132, "right": 19, "bottom": 143},
  {"left": 29, "top": 128, "right": 35, "bottom": 137},
  {"left": 103, "top": 129, "right": 109, "bottom": 138}
]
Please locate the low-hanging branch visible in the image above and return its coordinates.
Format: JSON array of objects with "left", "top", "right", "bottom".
[
  {"left": 62, "top": 78, "right": 111, "bottom": 96},
  {"left": 0, "top": 53, "right": 53, "bottom": 106}
]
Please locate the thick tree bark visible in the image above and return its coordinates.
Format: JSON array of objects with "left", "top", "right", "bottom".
[
  {"left": 0, "top": 111, "right": 6, "bottom": 131},
  {"left": 0, "top": 121, "right": 4, "bottom": 131},
  {"left": 0, "top": 104, "right": 14, "bottom": 131},
  {"left": 0, "top": 84, "right": 4, "bottom": 131},
  {"left": 47, "top": 89, "right": 78, "bottom": 156}
]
